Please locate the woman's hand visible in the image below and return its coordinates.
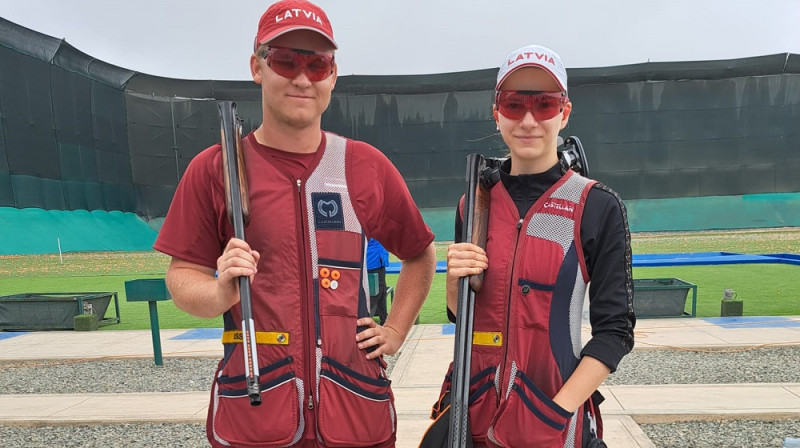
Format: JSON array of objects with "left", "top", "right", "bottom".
[{"left": 446, "top": 242, "right": 488, "bottom": 280}]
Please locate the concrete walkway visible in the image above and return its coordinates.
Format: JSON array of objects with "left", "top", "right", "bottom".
[{"left": 2, "top": 316, "right": 800, "bottom": 447}]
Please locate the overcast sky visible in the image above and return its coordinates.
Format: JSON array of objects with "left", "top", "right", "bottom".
[{"left": 3, "top": 0, "right": 799, "bottom": 80}]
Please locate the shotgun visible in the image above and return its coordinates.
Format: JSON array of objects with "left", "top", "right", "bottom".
[
  {"left": 448, "top": 153, "right": 484, "bottom": 448},
  {"left": 219, "top": 101, "right": 260, "bottom": 406}
]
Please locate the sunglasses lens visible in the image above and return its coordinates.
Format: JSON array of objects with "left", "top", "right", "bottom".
[
  {"left": 267, "top": 49, "right": 300, "bottom": 79},
  {"left": 497, "top": 91, "right": 564, "bottom": 121},
  {"left": 266, "top": 48, "right": 333, "bottom": 81},
  {"left": 304, "top": 55, "right": 334, "bottom": 81},
  {"left": 530, "top": 95, "right": 562, "bottom": 121},
  {"left": 498, "top": 93, "right": 528, "bottom": 120}
]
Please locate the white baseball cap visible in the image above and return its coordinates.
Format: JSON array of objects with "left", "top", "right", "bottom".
[{"left": 496, "top": 44, "right": 568, "bottom": 92}]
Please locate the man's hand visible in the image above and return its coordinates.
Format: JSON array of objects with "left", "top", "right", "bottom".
[
  {"left": 215, "top": 237, "right": 261, "bottom": 309},
  {"left": 355, "top": 318, "right": 405, "bottom": 360}
]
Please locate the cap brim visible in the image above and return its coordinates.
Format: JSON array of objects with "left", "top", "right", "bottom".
[
  {"left": 496, "top": 62, "right": 566, "bottom": 92},
  {"left": 256, "top": 25, "right": 338, "bottom": 51}
]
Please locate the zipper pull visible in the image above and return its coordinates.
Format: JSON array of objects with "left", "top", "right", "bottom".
[
  {"left": 297, "top": 179, "right": 302, "bottom": 191},
  {"left": 587, "top": 410, "right": 598, "bottom": 437},
  {"left": 516, "top": 219, "right": 523, "bottom": 230},
  {"left": 308, "top": 394, "right": 314, "bottom": 410},
  {"left": 317, "top": 338, "right": 322, "bottom": 347}
]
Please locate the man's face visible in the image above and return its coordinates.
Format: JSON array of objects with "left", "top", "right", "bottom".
[{"left": 250, "top": 30, "right": 337, "bottom": 131}]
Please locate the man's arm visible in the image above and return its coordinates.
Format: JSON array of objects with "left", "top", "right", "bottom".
[
  {"left": 385, "top": 241, "right": 436, "bottom": 338},
  {"left": 165, "top": 238, "right": 260, "bottom": 319},
  {"left": 356, "top": 241, "right": 436, "bottom": 359}
]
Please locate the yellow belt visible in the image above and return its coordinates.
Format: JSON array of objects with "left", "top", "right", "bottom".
[
  {"left": 222, "top": 330, "right": 289, "bottom": 345},
  {"left": 473, "top": 331, "right": 502, "bottom": 347}
]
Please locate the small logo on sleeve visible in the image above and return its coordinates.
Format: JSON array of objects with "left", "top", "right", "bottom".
[{"left": 312, "top": 192, "right": 344, "bottom": 230}]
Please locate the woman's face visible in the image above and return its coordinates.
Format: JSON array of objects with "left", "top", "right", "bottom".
[{"left": 495, "top": 67, "right": 571, "bottom": 175}]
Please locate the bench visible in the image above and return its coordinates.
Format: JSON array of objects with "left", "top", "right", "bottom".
[
  {"left": 633, "top": 278, "right": 697, "bottom": 318},
  {"left": 124, "top": 279, "right": 171, "bottom": 366}
]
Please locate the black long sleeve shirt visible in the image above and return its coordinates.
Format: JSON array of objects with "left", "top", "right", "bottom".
[{"left": 449, "top": 161, "right": 635, "bottom": 372}]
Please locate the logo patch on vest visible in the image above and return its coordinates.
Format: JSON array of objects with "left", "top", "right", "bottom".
[{"left": 312, "top": 192, "right": 344, "bottom": 230}]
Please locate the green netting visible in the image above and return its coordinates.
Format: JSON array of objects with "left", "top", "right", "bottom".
[
  {"left": 0, "top": 207, "right": 156, "bottom": 255},
  {"left": 421, "top": 192, "right": 800, "bottom": 241},
  {"left": 419, "top": 207, "right": 457, "bottom": 242},
  {"left": 625, "top": 193, "right": 800, "bottom": 232}
]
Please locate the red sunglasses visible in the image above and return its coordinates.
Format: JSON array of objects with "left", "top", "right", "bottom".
[
  {"left": 264, "top": 46, "right": 335, "bottom": 82},
  {"left": 495, "top": 90, "right": 568, "bottom": 121}
]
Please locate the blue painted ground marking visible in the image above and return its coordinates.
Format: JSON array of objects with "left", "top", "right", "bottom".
[
  {"left": 0, "top": 332, "right": 27, "bottom": 341},
  {"left": 702, "top": 316, "right": 800, "bottom": 329},
  {"left": 171, "top": 328, "right": 224, "bottom": 340},
  {"left": 441, "top": 323, "right": 455, "bottom": 335},
  {"left": 386, "top": 252, "right": 800, "bottom": 273}
]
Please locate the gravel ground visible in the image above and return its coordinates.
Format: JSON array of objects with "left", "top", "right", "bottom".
[
  {"left": 2, "top": 346, "right": 796, "bottom": 394},
  {"left": 606, "top": 345, "right": 800, "bottom": 385},
  {"left": 0, "top": 423, "right": 208, "bottom": 448},
  {"left": 0, "top": 354, "right": 398, "bottom": 394},
  {"left": 640, "top": 419, "right": 800, "bottom": 448},
  {"left": 1, "top": 348, "right": 798, "bottom": 447}
]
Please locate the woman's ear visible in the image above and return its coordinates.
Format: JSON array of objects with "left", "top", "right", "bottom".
[{"left": 560, "top": 101, "right": 572, "bottom": 130}]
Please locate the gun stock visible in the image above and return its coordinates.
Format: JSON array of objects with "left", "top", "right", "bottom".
[{"left": 468, "top": 180, "right": 489, "bottom": 293}]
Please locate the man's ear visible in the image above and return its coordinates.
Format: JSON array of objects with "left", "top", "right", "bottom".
[
  {"left": 329, "top": 62, "right": 338, "bottom": 89},
  {"left": 560, "top": 101, "right": 572, "bottom": 130},
  {"left": 250, "top": 53, "right": 263, "bottom": 85}
]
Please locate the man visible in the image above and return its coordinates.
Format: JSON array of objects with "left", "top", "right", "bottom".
[{"left": 153, "top": 1, "right": 436, "bottom": 447}]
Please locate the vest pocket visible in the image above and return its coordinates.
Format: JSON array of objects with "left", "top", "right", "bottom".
[
  {"left": 467, "top": 366, "right": 499, "bottom": 440},
  {"left": 489, "top": 370, "right": 572, "bottom": 448},
  {"left": 517, "top": 278, "right": 554, "bottom": 331},
  {"left": 317, "top": 261, "right": 361, "bottom": 317},
  {"left": 211, "top": 355, "right": 303, "bottom": 447},
  {"left": 318, "top": 356, "right": 395, "bottom": 447}
]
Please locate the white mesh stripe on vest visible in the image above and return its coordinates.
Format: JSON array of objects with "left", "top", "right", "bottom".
[
  {"left": 526, "top": 213, "right": 574, "bottom": 257},
  {"left": 526, "top": 173, "right": 591, "bottom": 256},
  {"left": 563, "top": 410, "right": 578, "bottom": 448},
  {"left": 550, "top": 172, "right": 593, "bottom": 203},
  {"left": 304, "top": 133, "right": 363, "bottom": 278},
  {"left": 569, "top": 270, "right": 588, "bottom": 358}
]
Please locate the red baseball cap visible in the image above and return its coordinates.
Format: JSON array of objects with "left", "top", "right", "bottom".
[{"left": 254, "top": 0, "right": 338, "bottom": 52}]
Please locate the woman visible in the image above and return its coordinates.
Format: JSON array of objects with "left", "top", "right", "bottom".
[{"left": 436, "top": 44, "right": 635, "bottom": 448}]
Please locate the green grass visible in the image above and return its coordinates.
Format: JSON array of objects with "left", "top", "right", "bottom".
[
  {"left": 632, "top": 265, "right": 800, "bottom": 317},
  {"left": 0, "top": 252, "right": 221, "bottom": 330},
  {"left": 1, "top": 228, "right": 799, "bottom": 330}
]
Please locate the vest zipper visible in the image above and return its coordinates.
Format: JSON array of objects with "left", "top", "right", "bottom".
[
  {"left": 297, "top": 178, "right": 317, "bottom": 419},
  {"left": 498, "top": 218, "right": 524, "bottom": 401}
]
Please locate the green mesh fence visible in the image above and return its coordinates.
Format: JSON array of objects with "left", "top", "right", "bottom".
[
  {"left": 625, "top": 193, "right": 800, "bottom": 233},
  {"left": 0, "top": 208, "right": 156, "bottom": 255},
  {"left": 421, "top": 192, "right": 800, "bottom": 241}
]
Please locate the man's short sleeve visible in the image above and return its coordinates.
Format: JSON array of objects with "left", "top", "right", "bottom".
[
  {"left": 153, "top": 146, "right": 226, "bottom": 269},
  {"left": 347, "top": 140, "right": 434, "bottom": 260}
]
